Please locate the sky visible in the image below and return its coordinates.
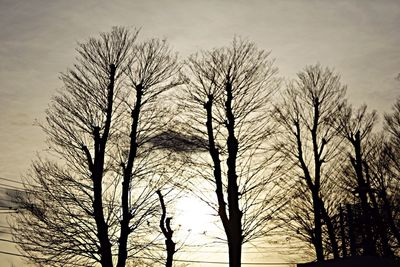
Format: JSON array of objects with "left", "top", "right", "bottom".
[{"left": 0, "top": 0, "right": 399, "bottom": 266}]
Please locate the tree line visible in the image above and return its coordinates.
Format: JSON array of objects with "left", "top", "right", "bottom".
[{"left": 9, "top": 27, "right": 400, "bottom": 267}]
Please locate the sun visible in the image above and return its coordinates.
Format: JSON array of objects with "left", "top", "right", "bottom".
[{"left": 174, "top": 196, "right": 217, "bottom": 242}]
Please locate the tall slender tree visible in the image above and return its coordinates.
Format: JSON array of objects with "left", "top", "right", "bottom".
[
  {"left": 364, "top": 134, "right": 400, "bottom": 248},
  {"left": 273, "top": 64, "right": 345, "bottom": 260},
  {"left": 336, "top": 104, "right": 379, "bottom": 256},
  {"left": 180, "top": 38, "right": 282, "bottom": 267},
  {"left": 337, "top": 104, "right": 395, "bottom": 257}
]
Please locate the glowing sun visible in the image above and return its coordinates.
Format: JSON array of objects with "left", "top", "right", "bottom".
[{"left": 174, "top": 196, "right": 216, "bottom": 241}]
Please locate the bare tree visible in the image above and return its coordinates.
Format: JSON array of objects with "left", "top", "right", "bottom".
[
  {"left": 364, "top": 134, "right": 400, "bottom": 248},
  {"left": 339, "top": 96, "right": 400, "bottom": 256},
  {"left": 382, "top": 96, "right": 400, "bottom": 247},
  {"left": 385, "top": 97, "right": 400, "bottom": 159},
  {"left": 273, "top": 64, "right": 346, "bottom": 260},
  {"left": 115, "top": 37, "right": 181, "bottom": 267},
  {"left": 156, "top": 190, "right": 176, "bottom": 267},
  {"left": 179, "top": 38, "right": 282, "bottom": 267},
  {"left": 11, "top": 27, "right": 181, "bottom": 267},
  {"left": 336, "top": 103, "right": 394, "bottom": 257}
]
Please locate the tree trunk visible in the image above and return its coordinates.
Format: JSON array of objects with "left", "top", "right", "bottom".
[
  {"left": 339, "top": 205, "right": 347, "bottom": 258},
  {"left": 381, "top": 190, "right": 400, "bottom": 246},
  {"left": 225, "top": 82, "right": 243, "bottom": 267},
  {"left": 319, "top": 198, "right": 339, "bottom": 259},
  {"left": 93, "top": 176, "right": 113, "bottom": 267},
  {"left": 312, "top": 190, "right": 324, "bottom": 261},
  {"left": 204, "top": 94, "right": 229, "bottom": 230},
  {"left": 351, "top": 132, "right": 376, "bottom": 256},
  {"left": 157, "top": 190, "right": 176, "bottom": 267},
  {"left": 293, "top": 120, "right": 324, "bottom": 261},
  {"left": 165, "top": 238, "right": 175, "bottom": 267},
  {"left": 228, "top": 233, "right": 242, "bottom": 267},
  {"left": 90, "top": 64, "right": 116, "bottom": 267},
  {"left": 117, "top": 84, "right": 143, "bottom": 267},
  {"left": 346, "top": 204, "right": 357, "bottom": 256},
  {"left": 367, "top": 188, "right": 393, "bottom": 257}
]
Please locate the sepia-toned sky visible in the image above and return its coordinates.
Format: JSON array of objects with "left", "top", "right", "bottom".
[{"left": 0, "top": 0, "right": 399, "bottom": 265}]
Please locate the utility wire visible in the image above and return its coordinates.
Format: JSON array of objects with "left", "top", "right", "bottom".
[
  {"left": 0, "top": 249, "right": 301, "bottom": 266},
  {"left": 0, "top": 183, "right": 24, "bottom": 191},
  {"left": 0, "top": 250, "right": 92, "bottom": 267},
  {"left": 0, "top": 235, "right": 307, "bottom": 251},
  {"left": 0, "top": 236, "right": 305, "bottom": 266},
  {"left": 132, "top": 255, "right": 298, "bottom": 265},
  {"left": 0, "top": 176, "right": 24, "bottom": 185}
]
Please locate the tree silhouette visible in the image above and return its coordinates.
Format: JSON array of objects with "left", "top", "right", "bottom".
[
  {"left": 10, "top": 27, "right": 181, "bottom": 267},
  {"left": 179, "top": 38, "right": 282, "bottom": 267},
  {"left": 336, "top": 103, "right": 400, "bottom": 257},
  {"left": 385, "top": 97, "right": 400, "bottom": 155},
  {"left": 382, "top": 87, "right": 400, "bottom": 247},
  {"left": 364, "top": 134, "right": 400, "bottom": 249},
  {"left": 336, "top": 104, "right": 383, "bottom": 256},
  {"left": 273, "top": 64, "right": 346, "bottom": 260},
  {"left": 156, "top": 190, "right": 176, "bottom": 267}
]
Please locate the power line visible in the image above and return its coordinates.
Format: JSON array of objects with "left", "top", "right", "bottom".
[
  {"left": 180, "top": 248, "right": 307, "bottom": 253},
  {"left": 0, "top": 237, "right": 16, "bottom": 244},
  {"left": 0, "top": 183, "right": 24, "bottom": 191},
  {"left": 0, "top": 235, "right": 307, "bottom": 251},
  {"left": 0, "top": 211, "right": 18, "bottom": 214},
  {"left": 0, "top": 236, "right": 304, "bottom": 265},
  {"left": 0, "top": 249, "right": 22, "bottom": 257},
  {"left": 0, "top": 249, "right": 300, "bottom": 266},
  {"left": 0, "top": 176, "right": 24, "bottom": 185},
  {"left": 0, "top": 250, "right": 92, "bottom": 267},
  {"left": 133, "top": 255, "right": 298, "bottom": 265},
  {"left": 0, "top": 230, "right": 12, "bottom": 235}
]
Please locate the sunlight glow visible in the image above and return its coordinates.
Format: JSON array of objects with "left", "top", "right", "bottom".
[{"left": 174, "top": 196, "right": 216, "bottom": 242}]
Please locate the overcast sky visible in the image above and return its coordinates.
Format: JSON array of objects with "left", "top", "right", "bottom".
[{"left": 0, "top": 0, "right": 399, "bottom": 265}]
